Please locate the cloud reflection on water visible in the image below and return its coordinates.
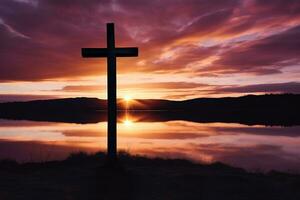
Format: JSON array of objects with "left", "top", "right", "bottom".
[{"left": 0, "top": 117, "right": 299, "bottom": 172}]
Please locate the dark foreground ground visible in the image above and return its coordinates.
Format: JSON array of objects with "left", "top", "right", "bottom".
[{"left": 0, "top": 152, "right": 299, "bottom": 200}]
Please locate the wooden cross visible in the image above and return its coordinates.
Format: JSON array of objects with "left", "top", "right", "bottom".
[{"left": 82, "top": 23, "right": 138, "bottom": 161}]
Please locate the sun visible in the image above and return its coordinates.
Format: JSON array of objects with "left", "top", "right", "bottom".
[{"left": 124, "top": 95, "right": 132, "bottom": 102}]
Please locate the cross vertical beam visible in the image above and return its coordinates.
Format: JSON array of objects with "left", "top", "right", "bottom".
[
  {"left": 81, "top": 23, "right": 138, "bottom": 162},
  {"left": 106, "top": 23, "right": 117, "bottom": 161}
]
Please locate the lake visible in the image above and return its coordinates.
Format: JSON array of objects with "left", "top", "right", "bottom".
[{"left": 0, "top": 112, "right": 300, "bottom": 173}]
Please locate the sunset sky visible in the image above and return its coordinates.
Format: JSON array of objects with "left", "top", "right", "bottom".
[{"left": 0, "top": 0, "right": 300, "bottom": 101}]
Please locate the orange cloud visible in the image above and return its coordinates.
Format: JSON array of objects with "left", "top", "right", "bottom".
[
  {"left": 0, "top": 0, "right": 300, "bottom": 100},
  {"left": 0, "top": 0, "right": 299, "bottom": 81}
]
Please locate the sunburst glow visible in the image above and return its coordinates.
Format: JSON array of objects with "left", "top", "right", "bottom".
[{"left": 124, "top": 95, "right": 132, "bottom": 102}]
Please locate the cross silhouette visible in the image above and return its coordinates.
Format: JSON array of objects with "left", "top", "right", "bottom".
[{"left": 82, "top": 23, "right": 138, "bottom": 161}]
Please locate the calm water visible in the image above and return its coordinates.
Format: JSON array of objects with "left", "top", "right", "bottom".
[{"left": 0, "top": 113, "right": 300, "bottom": 172}]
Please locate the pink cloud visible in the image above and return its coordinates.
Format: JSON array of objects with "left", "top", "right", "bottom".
[{"left": 0, "top": 0, "right": 299, "bottom": 82}]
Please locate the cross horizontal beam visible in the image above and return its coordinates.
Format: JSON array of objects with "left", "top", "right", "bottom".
[{"left": 82, "top": 47, "right": 138, "bottom": 58}]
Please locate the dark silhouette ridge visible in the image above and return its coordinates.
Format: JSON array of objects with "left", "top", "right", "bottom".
[
  {"left": 0, "top": 94, "right": 299, "bottom": 126},
  {"left": 0, "top": 152, "right": 299, "bottom": 200},
  {"left": 82, "top": 23, "right": 138, "bottom": 161}
]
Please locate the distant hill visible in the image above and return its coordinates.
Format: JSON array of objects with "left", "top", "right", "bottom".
[{"left": 0, "top": 94, "right": 299, "bottom": 125}]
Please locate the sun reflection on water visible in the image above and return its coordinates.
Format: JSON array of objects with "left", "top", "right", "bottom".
[
  {"left": 121, "top": 113, "right": 135, "bottom": 127},
  {"left": 123, "top": 119, "right": 133, "bottom": 126}
]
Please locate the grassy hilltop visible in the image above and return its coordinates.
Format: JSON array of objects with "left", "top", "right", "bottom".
[{"left": 0, "top": 152, "right": 299, "bottom": 200}]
